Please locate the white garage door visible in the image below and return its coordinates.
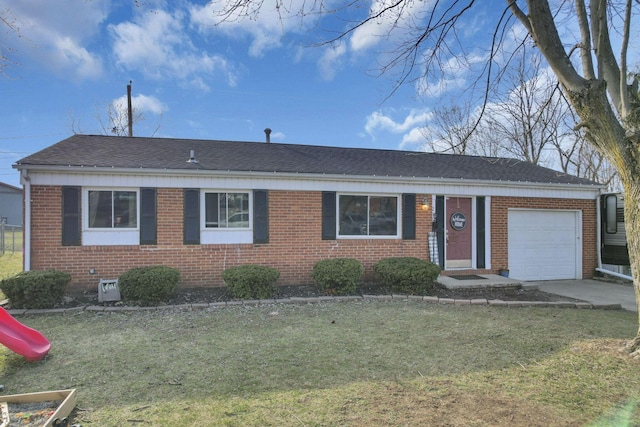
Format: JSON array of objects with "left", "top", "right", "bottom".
[{"left": 508, "top": 210, "right": 581, "bottom": 281}]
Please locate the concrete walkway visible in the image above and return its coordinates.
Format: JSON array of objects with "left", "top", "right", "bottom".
[
  {"left": 524, "top": 279, "right": 637, "bottom": 313},
  {"left": 438, "top": 274, "right": 637, "bottom": 313}
]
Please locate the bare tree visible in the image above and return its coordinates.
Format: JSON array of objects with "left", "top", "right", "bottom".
[
  {"left": 554, "top": 104, "right": 620, "bottom": 191},
  {"left": 425, "top": 50, "right": 619, "bottom": 190},
  {"left": 213, "top": 0, "right": 640, "bottom": 354},
  {"left": 97, "top": 101, "right": 145, "bottom": 137},
  {"left": 0, "top": 7, "right": 19, "bottom": 75},
  {"left": 484, "top": 52, "right": 565, "bottom": 165},
  {"left": 421, "top": 102, "right": 480, "bottom": 155},
  {"left": 508, "top": 2, "right": 640, "bottom": 356},
  {"left": 69, "top": 100, "right": 162, "bottom": 137}
]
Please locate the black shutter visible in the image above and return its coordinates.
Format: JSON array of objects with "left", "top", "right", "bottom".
[
  {"left": 183, "top": 189, "right": 200, "bottom": 245},
  {"left": 253, "top": 190, "right": 269, "bottom": 244},
  {"left": 435, "top": 196, "right": 445, "bottom": 268},
  {"left": 476, "top": 197, "right": 486, "bottom": 269},
  {"left": 140, "top": 188, "right": 157, "bottom": 245},
  {"left": 62, "top": 186, "right": 81, "bottom": 246},
  {"left": 322, "top": 192, "right": 336, "bottom": 240},
  {"left": 402, "top": 194, "right": 416, "bottom": 240}
]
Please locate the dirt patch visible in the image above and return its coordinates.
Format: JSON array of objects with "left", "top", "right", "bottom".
[
  {"left": 56, "top": 282, "right": 581, "bottom": 308},
  {"left": 343, "top": 380, "right": 572, "bottom": 427}
]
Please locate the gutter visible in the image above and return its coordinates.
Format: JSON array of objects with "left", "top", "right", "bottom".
[{"left": 13, "top": 164, "right": 605, "bottom": 193}]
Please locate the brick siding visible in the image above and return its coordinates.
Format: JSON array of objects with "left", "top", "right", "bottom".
[{"left": 28, "top": 186, "right": 597, "bottom": 290}]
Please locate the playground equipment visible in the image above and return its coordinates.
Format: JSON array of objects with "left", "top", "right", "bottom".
[{"left": 0, "top": 307, "right": 50, "bottom": 361}]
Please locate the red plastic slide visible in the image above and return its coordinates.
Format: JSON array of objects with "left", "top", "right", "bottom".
[{"left": 0, "top": 307, "right": 51, "bottom": 361}]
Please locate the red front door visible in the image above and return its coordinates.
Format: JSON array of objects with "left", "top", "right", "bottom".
[{"left": 445, "top": 197, "right": 472, "bottom": 268}]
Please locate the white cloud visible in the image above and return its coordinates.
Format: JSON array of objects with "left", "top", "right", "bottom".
[
  {"left": 6, "top": 0, "right": 108, "bottom": 79},
  {"left": 317, "top": 43, "right": 346, "bottom": 81},
  {"left": 110, "top": 9, "right": 237, "bottom": 89},
  {"left": 400, "top": 127, "right": 427, "bottom": 150},
  {"left": 269, "top": 130, "right": 287, "bottom": 141},
  {"left": 364, "top": 108, "right": 432, "bottom": 149},
  {"left": 349, "top": 0, "right": 433, "bottom": 53},
  {"left": 416, "top": 50, "right": 489, "bottom": 98},
  {"left": 189, "top": 1, "right": 310, "bottom": 58},
  {"left": 51, "top": 37, "right": 104, "bottom": 80},
  {"left": 112, "top": 94, "right": 167, "bottom": 115},
  {"left": 365, "top": 109, "right": 431, "bottom": 134}
]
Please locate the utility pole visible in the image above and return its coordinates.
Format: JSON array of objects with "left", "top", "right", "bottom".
[{"left": 127, "top": 81, "right": 133, "bottom": 137}]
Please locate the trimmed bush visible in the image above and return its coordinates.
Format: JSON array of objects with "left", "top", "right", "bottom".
[
  {"left": 312, "top": 258, "right": 363, "bottom": 295},
  {"left": 223, "top": 265, "right": 279, "bottom": 299},
  {"left": 0, "top": 270, "right": 71, "bottom": 309},
  {"left": 373, "top": 257, "right": 441, "bottom": 294},
  {"left": 119, "top": 266, "right": 180, "bottom": 305}
]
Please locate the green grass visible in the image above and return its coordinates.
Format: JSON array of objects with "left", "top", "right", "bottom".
[
  {"left": 0, "top": 251, "right": 23, "bottom": 300},
  {"left": 1, "top": 301, "right": 639, "bottom": 426},
  {"left": 0, "top": 228, "right": 23, "bottom": 254},
  {"left": 0, "top": 251, "right": 22, "bottom": 279}
]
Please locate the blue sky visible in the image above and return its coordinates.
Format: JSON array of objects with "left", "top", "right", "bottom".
[{"left": 0, "top": 0, "right": 514, "bottom": 188}]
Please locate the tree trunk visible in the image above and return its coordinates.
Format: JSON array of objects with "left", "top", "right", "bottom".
[
  {"left": 563, "top": 80, "right": 640, "bottom": 355},
  {"left": 621, "top": 179, "right": 640, "bottom": 355}
]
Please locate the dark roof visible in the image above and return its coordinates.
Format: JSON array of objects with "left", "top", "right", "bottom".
[{"left": 15, "top": 134, "right": 598, "bottom": 186}]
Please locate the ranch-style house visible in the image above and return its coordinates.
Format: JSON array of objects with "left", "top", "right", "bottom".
[{"left": 13, "top": 134, "right": 602, "bottom": 290}]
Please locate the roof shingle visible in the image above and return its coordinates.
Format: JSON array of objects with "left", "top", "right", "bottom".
[{"left": 15, "top": 134, "right": 599, "bottom": 186}]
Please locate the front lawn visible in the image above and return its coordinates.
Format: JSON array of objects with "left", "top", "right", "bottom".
[
  {"left": 0, "top": 251, "right": 23, "bottom": 300},
  {"left": 1, "top": 301, "right": 638, "bottom": 426},
  {"left": 0, "top": 252, "right": 22, "bottom": 280}
]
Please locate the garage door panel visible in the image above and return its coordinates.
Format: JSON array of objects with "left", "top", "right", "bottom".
[{"left": 508, "top": 210, "right": 580, "bottom": 281}]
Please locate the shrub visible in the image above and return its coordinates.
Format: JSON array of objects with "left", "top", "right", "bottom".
[
  {"left": 118, "top": 266, "right": 180, "bottom": 305},
  {"left": 311, "top": 258, "right": 363, "bottom": 295},
  {"left": 223, "top": 265, "right": 279, "bottom": 299},
  {"left": 373, "top": 257, "right": 441, "bottom": 294},
  {"left": 0, "top": 270, "right": 71, "bottom": 309}
]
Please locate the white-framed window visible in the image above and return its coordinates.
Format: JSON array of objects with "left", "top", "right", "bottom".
[
  {"left": 82, "top": 188, "right": 140, "bottom": 246},
  {"left": 203, "top": 192, "right": 250, "bottom": 229},
  {"left": 200, "top": 190, "right": 253, "bottom": 244},
  {"left": 338, "top": 194, "right": 399, "bottom": 237},
  {"left": 87, "top": 190, "right": 138, "bottom": 229}
]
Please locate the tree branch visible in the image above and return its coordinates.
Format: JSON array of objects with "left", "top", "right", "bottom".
[
  {"left": 575, "top": 0, "right": 595, "bottom": 80},
  {"left": 619, "top": 0, "right": 633, "bottom": 118},
  {"left": 591, "top": 0, "right": 623, "bottom": 112},
  {"left": 509, "top": 1, "right": 584, "bottom": 92}
]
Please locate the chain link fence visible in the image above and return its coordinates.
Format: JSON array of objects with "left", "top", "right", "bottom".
[{"left": 1, "top": 217, "right": 23, "bottom": 254}]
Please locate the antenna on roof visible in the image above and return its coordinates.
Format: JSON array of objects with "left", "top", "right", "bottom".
[{"left": 187, "top": 149, "right": 198, "bottom": 164}]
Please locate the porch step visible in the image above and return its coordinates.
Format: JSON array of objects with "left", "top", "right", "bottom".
[{"left": 437, "top": 274, "right": 523, "bottom": 290}]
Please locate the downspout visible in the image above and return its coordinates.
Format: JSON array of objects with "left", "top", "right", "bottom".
[
  {"left": 595, "top": 192, "right": 633, "bottom": 281},
  {"left": 596, "top": 192, "right": 603, "bottom": 270},
  {"left": 20, "top": 169, "right": 31, "bottom": 272}
]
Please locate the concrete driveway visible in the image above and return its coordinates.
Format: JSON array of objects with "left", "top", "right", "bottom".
[{"left": 524, "top": 279, "right": 638, "bottom": 312}]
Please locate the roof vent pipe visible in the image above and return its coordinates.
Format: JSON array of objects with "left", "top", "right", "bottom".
[
  {"left": 264, "top": 128, "right": 271, "bottom": 143},
  {"left": 187, "top": 149, "right": 198, "bottom": 163}
]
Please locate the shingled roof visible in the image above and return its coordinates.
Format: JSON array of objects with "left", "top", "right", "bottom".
[{"left": 16, "top": 134, "right": 599, "bottom": 186}]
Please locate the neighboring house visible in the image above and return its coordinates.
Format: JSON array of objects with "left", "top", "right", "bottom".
[
  {"left": 0, "top": 181, "right": 23, "bottom": 226},
  {"left": 14, "top": 134, "right": 603, "bottom": 290}
]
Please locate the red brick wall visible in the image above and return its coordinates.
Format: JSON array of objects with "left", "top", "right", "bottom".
[
  {"left": 28, "top": 187, "right": 597, "bottom": 290},
  {"left": 29, "top": 187, "right": 433, "bottom": 290}
]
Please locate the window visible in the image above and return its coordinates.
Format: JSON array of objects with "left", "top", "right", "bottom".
[
  {"left": 88, "top": 190, "right": 137, "bottom": 228},
  {"left": 205, "top": 192, "right": 249, "bottom": 228},
  {"left": 339, "top": 195, "right": 398, "bottom": 236}
]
